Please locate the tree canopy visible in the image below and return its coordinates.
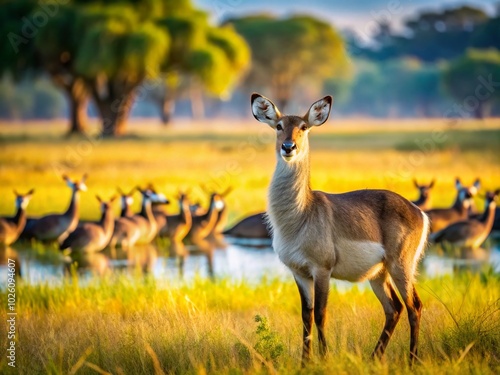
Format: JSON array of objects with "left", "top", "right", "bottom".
[
  {"left": 228, "top": 14, "right": 350, "bottom": 109},
  {"left": 442, "top": 49, "right": 500, "bottom": 118}
]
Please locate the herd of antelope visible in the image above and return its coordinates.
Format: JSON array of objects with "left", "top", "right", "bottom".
[
  {"left": 0, "top": 175, "right": 231, "bottom": 265},
  {"left": 0, "top": 92, "right": 498, "bottom": 365}
]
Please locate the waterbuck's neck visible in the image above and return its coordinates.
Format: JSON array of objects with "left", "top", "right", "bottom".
[
  {"left": 99, "top": 208, "right": 115, "bottom": 235},
  {"left": 141, "top": 199, "right": 155, "bottom": 225},
  {"left": 200, "top": 196, "right": 219, "bottom": 233},
  {"left": 452, "top": 193, "right": 468, "bottom": 214},
  {"left": 121, "top": 201, "right": 133, "bottom": 217},
  {"left": 414, "top": 193, "right": 429, "bottom": 208},
  {"left": 65, "top": 190, "right": 80, "bottom": 219},
  {"left": 214, "top": 204, "right": 228, "bottom": 233},
  {"left": 13, "top": 204, "right": 27, "bottom": 237},
  {"left": 479, "top": 202, "right": 496, "bottom": 229},
  {"left": 180, "top": 200, "right": 192, "bottom": 226},
  {"left": 268, "top": 145, "right": 313, "bottom": 234}
]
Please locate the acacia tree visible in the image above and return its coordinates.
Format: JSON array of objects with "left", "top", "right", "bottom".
[
  {"left": 228, "top": 15, "right": 350, "bottom": 110},
  {"left": 154, "top": 12, "right": 250, "bottom": 124},
  {"left": 75, "top": 5, "right": 169, "bottom": 136}
]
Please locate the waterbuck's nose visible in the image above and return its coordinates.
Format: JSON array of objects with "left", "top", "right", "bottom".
[{"left": 281, "top": 141, "right": 296, "bottom": 153}]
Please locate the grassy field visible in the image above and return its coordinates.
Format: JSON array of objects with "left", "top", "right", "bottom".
[
  {"left": 1, "top": 119, "right": 499, "bottom": 374},
  {"left": 1, "top": 271, "right": 499, "bottom": 374},
  {"left": 0, "top": 119, "right": 499, "bottom": 223}
]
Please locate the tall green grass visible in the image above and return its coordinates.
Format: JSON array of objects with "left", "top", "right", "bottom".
[{"left": 1, "top": 271, "right": 499, "bottom": 374}]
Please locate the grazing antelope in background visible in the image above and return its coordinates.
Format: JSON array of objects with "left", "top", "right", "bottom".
[
  {"left": 162, "top": 192, "right": 192, "bottom": 275},
  {"left": 200, "top": 186, "right": 232, "bottom": 249},
  {"left": 251, "top": 93, "right": 429, "bottom": 364},
  {"left": 223, "top": 212, "right": 271, "bottom": 241},
  {"left": 161, "top": 192, "right": 192, "bottom": 244},
  {"left": 426, "top": 178, "right": 480, "bottom": 233},
  {"left": 412, "top": 179, "right": 435, "bottom": 211},
  {"left": 189, "top": 202, "right": 205, "bottom": 216},
  {"left": 0, "top": 190, "right": 34, "bottom": 246},
  {"left": 210, "top": 187, "right": 232, "bottom": 235},
  {"left": 134, "top": 187, "right": 168, "bottom": 244},
  {"left": 188, "top": 193, "right": 225, "bottom": 278},
  {"left": 432, "top": 189, "right": 499, "bottom": 250},
  {"left": 110, "top": 189, "right": 141, "bottom": 249},
  {"left": 60, "top": 195, "right": 116, "bottom": 253},
  {"left": 23, "top": 175, "right": 87, "bottom": 243},
  {"left": 147, "top": 184, "right": 170, "bottom": 236},
  {"left": 188, "top": 193, "right": 225, "bottom": 243}
]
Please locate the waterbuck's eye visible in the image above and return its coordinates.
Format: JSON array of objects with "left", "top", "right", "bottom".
[{"left": 276, "top": 124, "right": 283, "bottom": 131}]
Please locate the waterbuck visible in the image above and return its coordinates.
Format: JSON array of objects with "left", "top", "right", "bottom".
[
  {"left": 110, "top": 189, "right": 141, "bottom": 249},
  {"left": 23, "top": 175, "right": 87, "bottom": 243},
  {"left": 425, "top": 178, "right": 479, "bottom": 233},
  {"left": 251, "top": 93, "right": 429, "bottom": 364},
  {"left": 411, "top": 179, "right": 435, "bottom": 211},
  {"left": 60, "top": 196, "right": 116, "bottom": 253},
  {"left": 0, "top": 190, "right": 34, "bottom": 246},
  {"left": 432, "top": 189, "right": 499, "bottom": 250}
]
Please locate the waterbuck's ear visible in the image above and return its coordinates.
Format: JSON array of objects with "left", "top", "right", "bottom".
[
  {"left": 251, "top": 93, "right": 281, "bottom": 127},
  {"left": 429, "top": 179, "right": 435, "bottom": 188},
  {"left": 305, "top": 96, "right": 333, "bottom": 126},
  {"left": 413, "top": 179, "right": 419, "bottom": 188}
]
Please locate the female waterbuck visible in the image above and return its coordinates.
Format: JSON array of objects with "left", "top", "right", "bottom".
[{"left": 251, "top": 93, "right": 429, "bottom": 364}]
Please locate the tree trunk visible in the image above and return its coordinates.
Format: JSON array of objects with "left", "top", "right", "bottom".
[
  {"left": 473, "top": 101, "right": 484, "bottom": 119},
  {"left": 190, "top": 86, "right": 204, "bottom": 120},
  {"left": 96, "top": 92, "right": 135, "bottom": 137},
  {"left": 68, "top": 93, "right": 88, "bottom": 135},
  {"left": 57, "top": 77, "right": 89, "bottom": 135},
  {"left": 271, "top": 72, "right": 291, "bottom": 111},
  {"left": 160, "top": 94, "right": 176, "bottom": 125}
]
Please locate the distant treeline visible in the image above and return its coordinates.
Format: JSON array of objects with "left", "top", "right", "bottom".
[{"left": 0, "top": 1, "right": 499, "bottom": 136}]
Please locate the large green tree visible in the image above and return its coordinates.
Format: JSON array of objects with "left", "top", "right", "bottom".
[
  {"left": 75, "top": 5, "right": 170, "bottom": 136},
  {"left": 0, "top": 0, "right": 249, "bottom": 135},
  {"left": 442, "top": 49, "right": 500, "bottom": 118},
  {"left": 228, "top": 15, "right": 349, "bottom": 110},
  {"left": 153, "top": 12, "right": 250, "bottom": 124}
]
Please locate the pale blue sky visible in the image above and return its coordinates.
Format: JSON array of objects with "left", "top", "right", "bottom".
[{"left": 194, "top": 0, "right": 498, "bottom": 39}]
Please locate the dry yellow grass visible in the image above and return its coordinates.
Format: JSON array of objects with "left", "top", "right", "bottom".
[{"left": 1, "top": 119, "right": 499, "bottom": 223}]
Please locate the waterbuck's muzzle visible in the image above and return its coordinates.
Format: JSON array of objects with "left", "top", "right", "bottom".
[
  {"left": 281, "top": 141, "right": 296, "bottom": 154},
  {"left": 280, "top": 140, "right": 297, "bottom": 161}
]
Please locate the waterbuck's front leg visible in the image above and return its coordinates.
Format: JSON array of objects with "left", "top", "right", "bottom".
[
  {"left": 314, "top": 270, "right": 331, "bottom": 358},
  {"left": 294, "top": 274, "right": 314, "bottom": 365}
]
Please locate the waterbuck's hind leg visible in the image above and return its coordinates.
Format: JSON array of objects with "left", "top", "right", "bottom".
[
  {"left": 390, "top": 268, "right": 423, "bottom": 364},
  {"left": 294, "top": 274, "right": 314, "bottom": 366},
  {"left": 369, "top": 272, "right": 404, "bottom": 359},
  {"left": 314, "top": 270, "right": 331, "bottom": 358}
]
